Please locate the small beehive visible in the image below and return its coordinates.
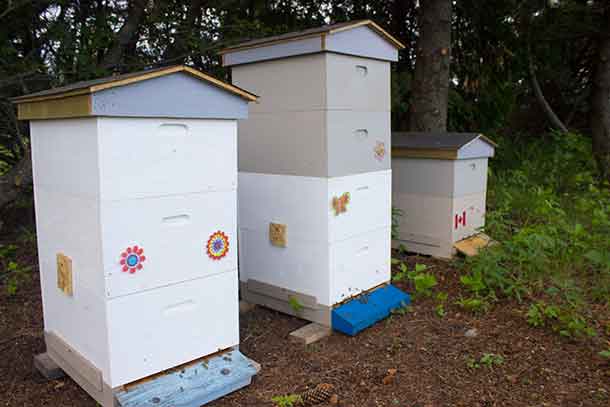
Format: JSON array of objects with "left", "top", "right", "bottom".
[
  {"left": 13, "top": 66, "right": 257, "bottom": 406},
  {"left": 392, "top": 132, "right": 496, "bottom": 258},
  {"left": 221, "top": 20, "right": 409, "bottom": 334}
]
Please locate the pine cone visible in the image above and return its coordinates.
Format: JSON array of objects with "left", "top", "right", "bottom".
[{"left": 300, "top": 383, "right": 335, "bottom": 406}]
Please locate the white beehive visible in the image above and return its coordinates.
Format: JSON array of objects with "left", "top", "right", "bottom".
[
  {"left": 392, "top": 132, "right": 496, "bottom": 258},
  {"left": 221, "top": 21, "right": 406, "bottom": 328},
  {"left": 13, "top": 66, "right": 257, "bottom": 405}
]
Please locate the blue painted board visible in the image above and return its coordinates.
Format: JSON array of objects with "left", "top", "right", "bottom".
[
  {"left": 331, "top": 284, "right": 410, "bottom": 336},
  {"left": 114, "top": 349, "right": 258, "bottom": 407}
]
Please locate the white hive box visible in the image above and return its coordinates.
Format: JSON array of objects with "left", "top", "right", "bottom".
[
  {"left": 391, "top": 132, "right": 496, "bottom": 258},
  {"left": 221, "top": 21, "right": 408, "bottom": 330},
  {"left": 13, "top": 66, "right": 257, "bottom": 406}
]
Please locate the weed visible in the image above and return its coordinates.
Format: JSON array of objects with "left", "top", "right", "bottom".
[
  {"left": 466, "top": 353, "right": 504, "bottom": 369},
  {"left": 288, "top": 297, "right": 304, "bottom": 314},
  {"left": 480, "top": 353, "right": 505, "bottom": 368},
  {"left": 271, "top": 394, "right": 302, "bottom": 407},
  {"left": 456, "top": 297, "right": 489, "bottom": 313},
  {"left": 526, "top": 301, "right": 596, "bottom": 339},
  {"left": 392, "top": 262, "right": 436, "bottom": 296},
  {"left": 599, "top": 349, "right": 610, "bottom": 359},
  {"left": 0, "top": 244, "right": 31, "bottom": 295},
  {"left": 435, "top": 304, "right": 446, "bottom": 318}
]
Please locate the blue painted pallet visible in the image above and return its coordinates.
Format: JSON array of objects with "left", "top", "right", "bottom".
[
  {"left": 114, "top": 349, "right": 258, "bottom": 407},
  {"left": 331, "top": 284, "right": 410, "bottom": 336}
]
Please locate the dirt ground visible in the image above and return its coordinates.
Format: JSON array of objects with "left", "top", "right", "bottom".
[{"left": 0, "top": 245, "right": 608, "bottom": 407}]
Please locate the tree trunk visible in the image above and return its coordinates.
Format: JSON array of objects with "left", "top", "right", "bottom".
[
  {"left": 590, "top": 8, "right": 610, "bottom": 183},
  {"left": 409, "top": 0, "right": 452, "bottom": 132},
  {"left": 101, "top": 0, "right": 148, "bottom": 72}
]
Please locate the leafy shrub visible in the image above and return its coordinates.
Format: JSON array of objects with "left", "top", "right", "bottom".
[{"left": 458, "top": 132, "right": 609, "bottom": 339}]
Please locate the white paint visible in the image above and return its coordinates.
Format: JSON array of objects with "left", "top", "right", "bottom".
[
  {"left": 98, "top": 118, "right": 237, "bottom": 201},
  {"left": 30, "top": 113, "right": 241, "bottom": 389},
  {"left": 101, "top": 190, "right": 237, "bottom": 298},
  {"left": 106, "top": 271, "right": 239, "bottom": 387},
  {"left": 238, "top": 171, "right": 391, "bottom": 307}
]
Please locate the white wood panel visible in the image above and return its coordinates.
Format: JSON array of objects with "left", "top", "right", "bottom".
[
  {"left": 328, "top": 170, "right": 391, "bottom": 242},
  {"left": 453, "top": 158, "right": 488, "bottom": 197},
  {"left": 451, "top": 192, "right": 487, "bottom": 243},
  {"left": 232, "top": 54, "right": 326, "bottom": 113},
  {"left": 329, "top": 226, "right": 391, "bottom": 305},
  {"left": 102, "top": 191, "right": 237, "bottom": 298},
  {"left": 392, "top": 192, "right": 454, "bottom": 245},
  {"left": 325, "top": 53, "right": 391, "bottom": 112},
  {"left": 106, "top": 271, "right": 239, "bottom": 387},
  {"left": 31, "top": 119, "right": 100, "bottom": 199},
  {"left": 327, "top": 110, "right": 391, "bottom": 177},
  {"left": 33, "top": 187, "right": 109, "bottom": 378},
  {"left": 238, "top": 227, "right": 331, "bottom": 306},
  {"left": 98, "top": 118, "right": 237, "bottom": 200},
  {"left": 238, "top": 172, "right": 328, "bottom": 242}
]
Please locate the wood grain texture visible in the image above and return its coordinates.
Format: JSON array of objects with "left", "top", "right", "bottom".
[
  {"left": 56, "top": 253, "right": 73, "bottom": 296},
  {"left": 391, "top": 147, "right": 458, "bottom": 160},
  {"left": 17, "top": 94, "right": 91, "bottom": 120},
  {"left": 114, "top": 349, "right": 258, "bottom": 407}
]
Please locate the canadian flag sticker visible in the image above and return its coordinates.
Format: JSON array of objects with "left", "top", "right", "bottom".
[{"left": 455, "top": 211, "right": 467, "bottom": 229}]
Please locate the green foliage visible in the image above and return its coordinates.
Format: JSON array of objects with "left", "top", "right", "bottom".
[
  {"left": 392, "top": 262, "right": 437, "bottom": 297},
  {"left": 435, "top": 292, "right": 448, "bottom": 317},
  {"left": 458, "top": 133, "right": 609, "bottom": 339},
  {"left": 600, "top": 349, "right": 610, "bottom": 359},
  {"left": 0, "top": 244, "right": 31, "bottom": 295},
  {"left": 391, "top": 206, "right": 404, "bottom": 241},
  {"left": 455, "top": 297, "right": 489, "bottom": 313},
  {"left": 271, "top": 394, "right": 302, "bottom": 407},
  {"left": 466, "top": 353, "right": 504, "bottom": 370},
  {"left": 288, "top": 296, "right": 304, "bottom": 313}
]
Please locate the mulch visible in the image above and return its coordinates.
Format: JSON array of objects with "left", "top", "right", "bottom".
[{"left": 0, "top": 247, "right": 608, "bottom": 407}]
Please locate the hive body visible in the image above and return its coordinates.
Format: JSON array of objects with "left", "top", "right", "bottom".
[
  {"left": 223, "top": 22, "right": 402, "bottom": 326},
  {"left": 16, "top": 68, "right": 257, "bottom": 405}
]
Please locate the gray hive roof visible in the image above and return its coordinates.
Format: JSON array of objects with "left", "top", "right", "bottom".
[
  {"left": 392, "top": 132, "right": 497, "bottom": 150},
  {"left": 12, "top": 65, "right": 257, "bottom": 103},
  {"left": 219, "top": 19, "right": 405, "bottom": 53}
]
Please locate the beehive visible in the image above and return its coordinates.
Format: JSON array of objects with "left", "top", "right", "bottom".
[
  {"left": 13, "top": 66, "right": 257, "bottom": 405},
  {"left": 392, "top": 132, "right": 496, "bottom": 258},
  {"left": 221, "top": 20, "right": 409, "bottom": 332}
]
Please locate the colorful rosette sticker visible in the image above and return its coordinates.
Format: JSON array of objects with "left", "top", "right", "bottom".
[
  {"left": 207, "top": 231, "right": 229, "bottom": 260},
  {"left": 120, "top": 245, "right": 146, "bottom": 274}
]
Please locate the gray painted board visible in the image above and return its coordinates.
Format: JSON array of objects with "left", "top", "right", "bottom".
[
  {"left": 327, "top": 110, "right": 391, "bottom": 177},
  {"left": 237, "top": 111, "right": 327, "bottom": 176},
  {"left": 326, "top": 53, "right": 391, "bottom": 112},
  {"left": 325, "top": 25, "right": 398, "bottom": 62},
  {"left": 223, "top": 26, "right": 398, "bottom": 67},
  {"left": 232, "top": 54, "right": 326, "bottom": 114},
  {"left": 223, "top": 36, "right": 323, "bottom": 66},
  {"left": 92, "top": 72, "right": 249, "bottom": 119}
]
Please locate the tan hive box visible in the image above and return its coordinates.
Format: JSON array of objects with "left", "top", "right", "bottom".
[{"left": 391, "top": 132, "right": 496, "bottom": 258}]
